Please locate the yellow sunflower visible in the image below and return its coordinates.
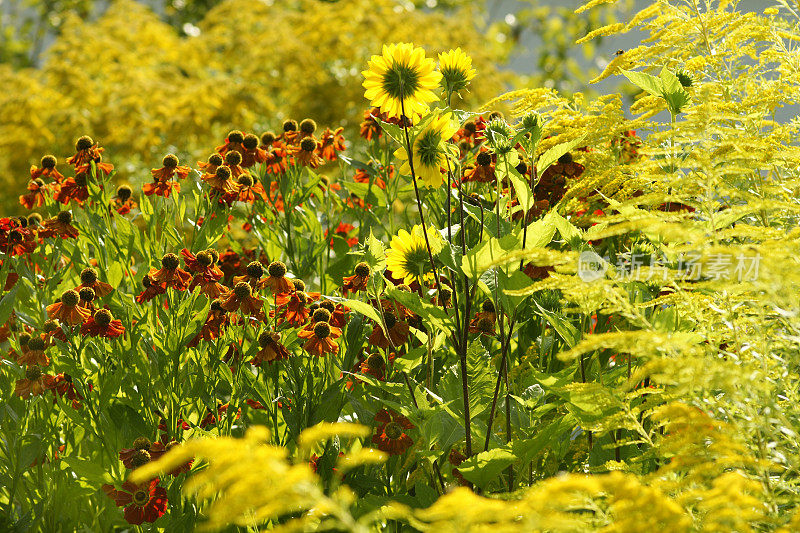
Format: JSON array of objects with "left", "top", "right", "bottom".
[
  {"left": 393, "top": 111, "right": 458, "bottom": 188},
  {"left": 386, "top": 225, "right": 443, "bottom": 286},
  {"left": 362, "top": 43, "right": 442, "bottom": 120},
  {"left": 438, "top": 48, "right": 476, "bottom": 94}
]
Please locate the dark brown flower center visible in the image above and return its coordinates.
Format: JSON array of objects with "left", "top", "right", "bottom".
[
  {"left": 25, "top": 365, "right": 42, "bottom": 380},
  {"left": 282, "top": 120, "right": 298, "bottom": 132},
  {"left": 80, "top": 267, "right": 98, "bottom": 285},
  {"left": 94, "top": 309, "right": 112, "bottom": 326},
  {"left": 75, "top": 135, "right": 94, "bottom": 151},
  {"left": 312, "top": 308, "right": 331, "bottom": 323},
  {"left": 260, "top": 132, "right": 276, "bottom": 146},
  {"left": 384, "top": 312, "right": 397, "bottom": 329},
  {"left": 320, "top": 300, "right": 335, "bottom": 313},
  {"left": 385, "top": 421, "right": 403, "bottom": 440},
  {"left": 130, "top": 449, "right": 151, "bottom": 468},
  {"left": 476, "top": 152, "right": 492, "bottom": 166},
  {"left": 41, "top": 155, "right": 57, "bottom": 169},
  {"left": 79, "top": 287, "right": 95, "bottom": 302},
  {"left": 477, "top": 317, "right": 494, "bottom": 333},
  {"left": 354, "top": 262, "right": 371, "bottom": 278},
  {"left": 243, "top": 133, "right": 259, "bottom": 149},
  {"left": 237, "top": 174, "right": 253, "bottom": 187},
  {"left": 367, "top": 353, "right": 385, "bottom": 371},
  {"left": 314, "top": 321, "right": 331, "bottom": 339},
  {"left": 267, "top": 261, "right": 286, "bottom": 278},
  {"left": 132, "top": 437, "right": 152, "bottom": 451},
  {"left": 481, "top": 300, "right": 495, "bottom": 313},
  {"left": 27, "top": 337, "right": 46, "bottom": 351},
  {"left": 19, "top": 333, "right": 32, "bottom": 347},
  {"left": 57, "top": 211, "right": 73, "bottom": 225},
  {"left": 132, "top": 489, "right": 149, "bottom": 506},
  {"left": 27, "top": 213, "right": 43, "bottom": 226},
  {"left": 233, "top": 282, "right": 252, "bottom": 299},
  {"left": 299, "top": 118, "right": 317, "bottom": 135},
  {"left": 227, "top": 130, "right": 244, "bottom": 144},
  {"left": 195, "top": 251, "right": 213, "bottom": 267},
  {"left": 225, "top": 150, "right": 242, "bottom": 166},
  {"left": 161, "top": 253, "right": 179, "bottom": 270},
  {"left": 162, "top": 154, "right": 179, "bottom": 168},
  {"left": 208, "top": 153, "right": 223, "bottom": 166},
  {"left": 215, "top": 165, "right": 231, "bottom": 180},
  {"left": 61, "top": 289, "right": 80, "bottom": 307},
  {"left": 246, "top": 261, "right": 264, "bottom": 278},
  {"left": 258, "top": 331, "right": 275, "bottom": 347},
  {"left": 116, "top": 185, "right": 132, "bottom": 201},
  {"left": 292, "top": 279, "right": 305, "bottom": 292},
  {"left": 300, "top": 138, "right": 317, "bottom": 152}
]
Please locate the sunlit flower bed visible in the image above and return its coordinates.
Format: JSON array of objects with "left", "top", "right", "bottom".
[{"left": 4, "top": 1, "right": 800, "bottom": 531}]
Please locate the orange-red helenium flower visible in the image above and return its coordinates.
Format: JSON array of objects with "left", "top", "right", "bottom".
[
  {"left": 46, "top": 289, "right": 91, "bottom": 325},
  {"left": 102, "top": 478, "right": 168, "bottom": 525},
  {"left": 372, "top": 409, "right": 414, "bottom": 455},
  {"left": 298, "top": 321, "right": 341, "bottom": 357}
]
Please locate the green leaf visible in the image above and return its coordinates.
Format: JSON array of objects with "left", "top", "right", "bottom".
[
  {"left": 506, "top": 165, "right": 534, "bottom": 212},
  {"left": 536, "top": 134, "right": 587, "bottom": 176},
  {"left": 329, "top": 297, "right": 383, "bottom": 331},
  {"left": 523, "top": 211, "right": 558, "bottom": 249},
  {"left": 384, "top": 284, "right": 452, "bottom": 331},
  {"left": 462, "top": 233, "right": 521, "bottom": 279},
  {"left": 551, "top": 212, "right": 583, "bottom": 242},
  {"left": 457, "top": 448, "right": 516, "bottom": 489},
  {"left": 365, "top": 229, "right": 386, "bottom": 271},
  {"left": 622, "top": 69, "right": 663, "bottom": 97},
  {"left": 62, "top": 456, "right": 113, "bottom": 485},
  {"left": 535, "top": 303, "right": 580, "bottom": 348},
  {"left": 0, "top": 285, "right": 18, "bottom": 326},
  {"left": 344, "top": 180, "right": 387, "bottom": 207}
]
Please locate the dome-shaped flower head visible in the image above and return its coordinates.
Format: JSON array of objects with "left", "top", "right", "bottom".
[
  {"left": 394, "top": 111, "right": 458, "bottom": 188},
  {"left": 438, "top": 48, "right": 476, "bottom": 95},
  {"left": 363, "top": 43, "right": 442, "bottom": 121}
]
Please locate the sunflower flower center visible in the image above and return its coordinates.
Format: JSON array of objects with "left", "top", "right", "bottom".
[
  {"left": 415, "top": 129, "right": 442, "bottom": 168},
  {"left": 382, "top": 61, "right": 421, "bottom": 101}
]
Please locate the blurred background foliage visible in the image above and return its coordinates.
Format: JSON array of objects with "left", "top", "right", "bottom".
[{"left": 0, "top": 0, "right": 631, "bottom": 212}]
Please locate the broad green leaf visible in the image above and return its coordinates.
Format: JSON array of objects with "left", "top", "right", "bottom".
[
  {"left": 62, "top": 456, "right": 113, "bottom": 486},
  {"left": 535, "top": 303, "right": 580, "bottom": 348},
  {"left": 552, "top": 212, "right": 583, "bottom": 242},
  {"left": 457, "top": 448, "right": 516, "bottom": 489},
  {"left": 506, "top": 165, "right": 534, "bottom": 212},
  {"left": 523, "top": 211, "right": 558, "bottom": 249},
  {"left": 622, "top": 69, "right": 663, "bottom": 97},
  {"left": 384, "top": 284, "right": 452, "bottom": 331},
  {"left": 0, "top": 285, "right": 18, "bottom": 326},
  {"left": 329, "top": 297, "right": 384, "bottom": 330},
  {"left": 536, "top": 134, "right": 587, "bottom": 176},
  {"left": 462, "top": 233, "right": 521, "bottom": 279},
  {"left": 365, "top": 229, "right": 386, "bottom": 271}
]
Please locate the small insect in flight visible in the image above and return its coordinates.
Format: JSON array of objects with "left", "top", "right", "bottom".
[{"left": 615, "top": 49, "right": 625, "bottom": 56}]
